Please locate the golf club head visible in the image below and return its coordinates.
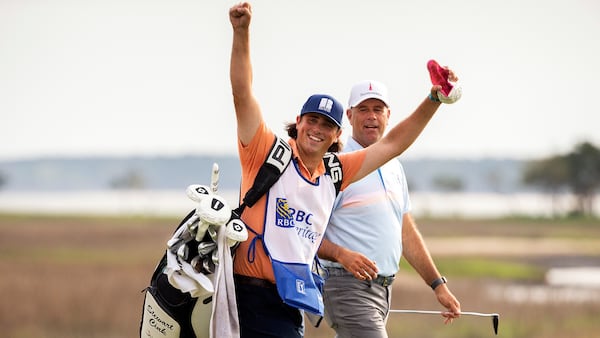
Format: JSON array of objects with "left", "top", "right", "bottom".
[
  {"left": 186, "top": 184, "right": 212, "bottom": 203},
  {"left": 493, "top": 314, "right": 499, "bottom": 335},
  {"left": 197, "top": 241, "right": 217, "bottom": 257},
  {"left": 176, "top": 244, "right": 189, "bottom": 261},
  {"left": 211, "top": 248, "right": 219, "bottom": 266},
  {"left": 191, "top": 252, "right": 217, "bottom": 274},
  {"left": 167, "top": 225, "right": 196, "bottom": 254},
  {"left": 167, "top": 237, "right": 183, "bottom": 251},
  {"left": 190, "top": 255, "right": 202, "bottom": 273},
  {"left": 182, "top": 214, "right": 200, "bottom": 231},
  {"left": 204, "top": 256, "right": 216, "bottom": 274}
]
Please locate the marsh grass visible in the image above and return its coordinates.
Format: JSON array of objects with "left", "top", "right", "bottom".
[
  {"left": 0, "top": 213, "right": 598, "bottom": 338},
  {"left": 417, "top": 258, "right": 546, "bottom": 281}
]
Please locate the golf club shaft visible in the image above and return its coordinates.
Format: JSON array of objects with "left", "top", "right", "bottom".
[
  {"left": 389, "top": 309, "right": 500, "bottom": 335},
  {"left": 389, "top": 310, "right": 498, "bottom": 317},
  {"left": 211, "top": 163, "right": 219, "bottom": 193}
]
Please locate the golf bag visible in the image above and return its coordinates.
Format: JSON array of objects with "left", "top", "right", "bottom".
[
  {"left": 140, "top": 137, "right": 294, "bottom": 338},
  {"left": 140, "top": 210, "right": 206, "bottom": 338}
]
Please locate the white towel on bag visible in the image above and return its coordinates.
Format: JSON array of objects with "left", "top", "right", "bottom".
[{"left": 210, "top": 224, "right": 240, "bottom": 338}]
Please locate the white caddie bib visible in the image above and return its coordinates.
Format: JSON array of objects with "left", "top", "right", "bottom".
[
  {"left": 263, "top": 160, "right": 336, "bottom": 263},
  {"left": 262, "top": 160, "right": 336, "bottom": 314}
]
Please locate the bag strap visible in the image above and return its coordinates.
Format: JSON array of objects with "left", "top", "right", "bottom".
[
  {"left": 323, "top": 152, "right": 343, "bottom": 195},
  {"left": 233, "top": 136, "right": 293, "bottom": 216}
]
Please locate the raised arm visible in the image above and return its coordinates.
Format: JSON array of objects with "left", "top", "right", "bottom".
[
  {"left": 354, "top": 69, "right": 459, "bottom": 182},
  {"left": 229, "top": 2, "right": 262, "bottom": 145}
]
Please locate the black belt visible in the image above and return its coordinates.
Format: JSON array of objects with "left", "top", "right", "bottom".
[
  {"left": 234, "top": 274, "right": 276, "bottom": 289},
  {"left": 326, "top": 267, "right": 395, "bottom": 287},
  {"left": 371, "top": 275, "right": 395, "bottom": 287}
]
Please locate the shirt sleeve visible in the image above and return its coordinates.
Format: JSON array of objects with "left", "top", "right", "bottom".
[{"left": 337, "top": 149, "right": 367, "bottom": 191}]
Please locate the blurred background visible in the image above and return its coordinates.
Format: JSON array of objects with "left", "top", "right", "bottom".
[{"left": 1, "top": 0, "right": 599, "bottom": 337}]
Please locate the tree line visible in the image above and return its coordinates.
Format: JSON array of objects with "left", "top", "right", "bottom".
[{"left": 523, "top": 141, "right": 600, "bottom": 217}]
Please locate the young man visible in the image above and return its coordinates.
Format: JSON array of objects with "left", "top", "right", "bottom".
[
  {"left": 318, "top": 80, "right": 461, "bottom": 338},
  {"left": 228, "top": 3, "right": 459, "bottom": 337}
]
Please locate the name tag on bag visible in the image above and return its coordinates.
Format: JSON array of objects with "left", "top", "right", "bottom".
[{"left": 140, "top": 290, "right": 181, "bottom": 337}]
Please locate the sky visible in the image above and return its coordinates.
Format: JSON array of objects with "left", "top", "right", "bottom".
[{"left": 1, "top": 0, "right": 599, "bottom": 161}]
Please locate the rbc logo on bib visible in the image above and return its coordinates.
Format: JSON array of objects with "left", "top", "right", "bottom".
[{"left": 275, "top": 198, "right": 294, "bottom": 228}]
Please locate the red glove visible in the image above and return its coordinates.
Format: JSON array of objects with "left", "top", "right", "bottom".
[{"left": 427, "top": 59, "right": 453, "bottom": 97}]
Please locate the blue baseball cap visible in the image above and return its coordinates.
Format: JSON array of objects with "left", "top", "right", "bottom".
[{"left": 300, "top": 94, "right": 344, "bottom": 127}]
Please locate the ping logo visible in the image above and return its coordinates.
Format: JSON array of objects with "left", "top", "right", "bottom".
[
  {"left": 324, "top": 153, "right": 342, "bottom": 184},
  {"left": 210, "top": 197, "right": 225, "bottom": 211},
  {"left": 318, "top": 98, "right": 334, "bottom": 113},
  {"left": 266, "top": 138, "right": 292, "bottom": 172},
  {"left": 229, "top": 219, "right": 244, "bottom": 232},
  {"left": 275, "top": 198, "right": 294, "bottom": 228},
  {"left": 194, "top": 186, "right": 209, "bottom": 195},
  {"left": 296, "top": 279, "right": 306, "bottom": 294}
]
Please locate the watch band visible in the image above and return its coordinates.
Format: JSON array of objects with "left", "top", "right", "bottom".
[{"left": 430, "top": 276, "right": 447, "bottom": 290}]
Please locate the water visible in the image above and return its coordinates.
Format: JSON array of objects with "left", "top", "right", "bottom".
[
  {"left": 0, "top": 190, "right": 594, "bottom": 218},
  {"left": 0, "top": 190, "right": 239, "bottom": 216},
  {"left": 546, "top": 267, "right": 600, "bottom": 288},
  {"left": 489, "top": 267, "right": 600, "bottom": 304}
]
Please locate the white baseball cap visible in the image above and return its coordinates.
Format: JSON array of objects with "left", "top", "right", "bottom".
[{"left": 348, "top": 80, "right": 390, "bottom": 108}]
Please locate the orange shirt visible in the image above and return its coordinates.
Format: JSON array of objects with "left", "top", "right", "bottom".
[{"left": 234, "top": 121, "right": 366, "bottom": 283}]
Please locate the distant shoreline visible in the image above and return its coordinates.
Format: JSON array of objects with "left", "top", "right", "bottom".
[{"left": 1, "top": 190, "right": 595, "bottom": 218}]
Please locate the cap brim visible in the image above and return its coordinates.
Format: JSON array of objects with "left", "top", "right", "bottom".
[
  {"left": 302, "top": 111, "right": 342, "bottom": 127},
  {"left": 349, "top": 94, "right": 389, "bottom": 108}
]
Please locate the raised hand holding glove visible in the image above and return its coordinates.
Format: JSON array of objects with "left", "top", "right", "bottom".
[{"left": 427, "top": 59, "right": 462, "bottom": 104}]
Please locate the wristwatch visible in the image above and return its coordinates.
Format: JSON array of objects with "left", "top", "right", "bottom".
[{"left": 430, "top": 276, "right": 447, "bottom": 290}]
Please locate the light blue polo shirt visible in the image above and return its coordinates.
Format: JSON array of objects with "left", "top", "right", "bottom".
[{"left": 322, "top": 137, "right": 411, "bottom": 276}]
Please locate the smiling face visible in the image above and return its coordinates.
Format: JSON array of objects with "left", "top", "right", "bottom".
[
  {"left": 295, "top": 112, "right": 342, "bottom": 159},
  {"left": 347, "top": 98, "right": 390, "bottom": 148}
]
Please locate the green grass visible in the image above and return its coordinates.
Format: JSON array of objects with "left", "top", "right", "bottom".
[
  {"left": 400, "top": 257, "right": 545, "bottom": 281},
  {"left": 416, "top": 216, "right": 600, "bottom": 239}
]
